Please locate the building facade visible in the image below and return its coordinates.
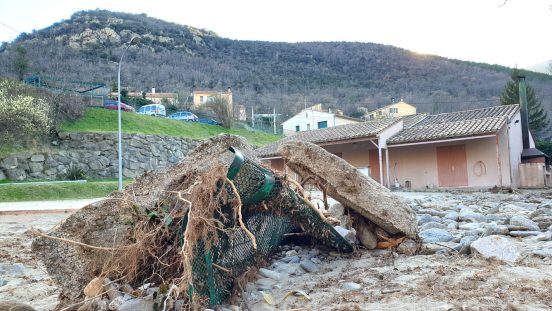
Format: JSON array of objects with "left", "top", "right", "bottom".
[
  {"left": 281, "top": 104, "right": 361, "bottom": 136},
  {"left": 365, "top": 101, "right": 417, "bottom": 120},
  {"left": 257, "top": 105, "right": 540, "bottom": 189},
  {"left": 192, "top": 89, "right": 233, "bottom": 107}
]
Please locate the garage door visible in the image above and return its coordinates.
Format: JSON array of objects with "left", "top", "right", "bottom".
[{"left": 436, "top": 145, "right": 468, "bottom": 187}]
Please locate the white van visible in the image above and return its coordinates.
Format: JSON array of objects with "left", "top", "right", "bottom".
[{"left": 137, "top": 104, "right": 166, "bottom": 117}]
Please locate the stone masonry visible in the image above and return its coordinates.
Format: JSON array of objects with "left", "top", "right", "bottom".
[{"left": 0, "top": 133, "right": 200, "bottom": 181}]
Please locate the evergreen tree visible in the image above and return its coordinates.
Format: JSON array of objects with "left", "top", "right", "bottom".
[
  {"left": 500, "top": 69, "right": 550, "bottom": 137},
  {"left": 14, "top": 45, "right": 29, "bottom": 81}
]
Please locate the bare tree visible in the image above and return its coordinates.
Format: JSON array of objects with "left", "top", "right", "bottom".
[{"left": 205, "top": 95, "right": 233, "bottom": 128}]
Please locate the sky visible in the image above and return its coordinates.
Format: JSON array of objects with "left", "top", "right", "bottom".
[{"left": 0, "top": 0, "right": 551, "bottom": 70}]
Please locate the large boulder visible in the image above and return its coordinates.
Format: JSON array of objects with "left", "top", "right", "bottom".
[
  {"left": 278, "top": 141, "right": 417, "bottom": 237},
  {"left": 470, "top": 236, "right": 520, "bottom": 263}
]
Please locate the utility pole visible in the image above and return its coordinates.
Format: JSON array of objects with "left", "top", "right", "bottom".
[{"left": 273, "top": 107, "right": 276, "bottom": 134}]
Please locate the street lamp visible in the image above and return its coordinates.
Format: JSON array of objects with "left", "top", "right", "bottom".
[{"left": 117, "top": 36, "right": 140, "bottom": 191}]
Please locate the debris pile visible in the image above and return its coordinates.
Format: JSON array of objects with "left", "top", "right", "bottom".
[{"left": 31, "top": 135, "right": 418, "bottom": 310}]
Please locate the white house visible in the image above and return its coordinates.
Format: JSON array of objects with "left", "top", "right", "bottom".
[{"left": 282, "top": 104, "right": 361, "bottom": 136}]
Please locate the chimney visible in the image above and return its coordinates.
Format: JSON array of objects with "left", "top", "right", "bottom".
[
  {"left": 518, "top": 76, "right": 530, "bottom": 149},
  {"left": 151, "top": 87, "right": 156, "bottom": 94}
]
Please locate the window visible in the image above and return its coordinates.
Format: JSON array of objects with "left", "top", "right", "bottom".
[
  {"left": 368, "top": 114, "right": 374, "bottom": 120},
  {"left": 200, "top": 96, "right": 204, "bottom": 103},
  {"left": 295, "top": 125, "right": 300, "bottom": 132},
  {"left": 318, "top": 121, "right": 328, "bottom": 129},
  {"left": 389, "top": 107, "right": 398, "bottom": 114},
  {"left": 377, "top": 110, "right": 383, "bottom": 116},
  {"left": 307, "top": 124, "right": 311, "bottom": 130}
]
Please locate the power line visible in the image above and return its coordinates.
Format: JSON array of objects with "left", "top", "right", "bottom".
[{"left": 0, "top": 21, "right": 22, "bottom": 34}]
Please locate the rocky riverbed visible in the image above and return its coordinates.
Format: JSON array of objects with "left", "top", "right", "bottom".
[{"left": 1, "top": 190, "right": 552, "bottom": 311}]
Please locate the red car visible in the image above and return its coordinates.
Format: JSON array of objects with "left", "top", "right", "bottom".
[{"left": 104, "top": 100, "right": 135, "bottom": 112}]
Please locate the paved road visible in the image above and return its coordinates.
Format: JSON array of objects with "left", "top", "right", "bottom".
[{"left": 0, "top": 198, "right": 104, "bottom": 213}]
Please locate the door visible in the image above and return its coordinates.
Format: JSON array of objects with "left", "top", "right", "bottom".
[
  {"left": 369, "top": 149, "right": 380, "bottom": 183},
  {"left": 436, "top": 145, "right": 468, "bottom": 187}
]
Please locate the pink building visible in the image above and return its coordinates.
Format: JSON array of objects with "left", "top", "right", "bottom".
[{"left": 256, "top": 105, "right": 547, "bottom": 189}]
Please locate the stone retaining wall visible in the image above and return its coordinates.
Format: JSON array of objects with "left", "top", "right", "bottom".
[{"left": 0, "top": 133, "right": 200, "bottom": 181}]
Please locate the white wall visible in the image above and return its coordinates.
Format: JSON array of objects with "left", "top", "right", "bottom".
[
  {"left": 507, "top": 111, "right": 523, "bottom": 188},
  {"left": 282, "top": 110, "right": 357, "bottom": 136}
]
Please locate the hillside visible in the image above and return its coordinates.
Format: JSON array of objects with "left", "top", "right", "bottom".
[
  {"left": 60, "top": 108, "right": 281, "bottom": 146},
  {"left": 0, "top": 9, "right": 551, "bottom": 118}
]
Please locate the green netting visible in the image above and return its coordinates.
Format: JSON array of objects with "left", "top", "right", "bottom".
[{"left": 185, "top": 147, "right": 352, "bottom": 306}]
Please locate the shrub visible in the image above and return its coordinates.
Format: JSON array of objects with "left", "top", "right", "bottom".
[
  {"left": 0, "top": 79, "right": 53, "bottom": 144},
  {"left": 48, "top": 92, "right": 89, "bottom": 123},
  {"left": 65, "top": 163, "right": 87, "bottom": 180}
]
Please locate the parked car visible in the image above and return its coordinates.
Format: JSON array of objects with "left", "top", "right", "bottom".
[
  {"left": 104, "top": 100, "right": 135, "bottom": 112},
  {"left": 197, "top": 118, "right": 223, "bottom": 126},
  {"left": 168, "top": 111, "right": 198, "bottom": 121},
  {"left": 137, "top": 104, "right": 166, "bottom": 117}
]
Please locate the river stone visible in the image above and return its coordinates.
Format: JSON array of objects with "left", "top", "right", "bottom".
[
  {"left": 278, "top": 141, "right": 417, "bottom": 237},
  {"left": 470, "top": 236, "right": 520, "bottom": 263},
  {"left": 300, "top": 259, "right": 320, "bottom": 273},
  {"left": 509, "top": 215, "right": 540, "bottom": 231},
  {"left": 352, "top": 216, "right": 377, "bottom": 249},
  {"left": 536, "top": 231, "right": 552, "bottom": 241},
  {"left": 509, "top": 231, "right": 541, "bottom": 237},
  {"left": 459, "top": 210, "right": 486, "bottom": 223},
  {"left": 532, "top": 248, "right": 552, "bottom": 258},
  {"left": 342, "top": 282, "right": 362, "bottom": 291},
  {"left": 444, "top": 211, "right": 459, "bottom": 221},
  {"left": 334, "top": 225, "right": 356, "bottom": 244},
  {"left": 0, "top": 302, "right": 36, "bottom": 311},
  {"left": 259, "top": 268, "right": 281, "bottom": 281},
  {"left": 417, "top": 214, "right": 440, "bottom": 225},
  {"left": 396, "top": 239, "right": 417, "bottom": 255},
  {"left": 118, "top": 298, "right": 154, "bottom": 311},
  {"left": 420, "top": 221, "right": 447, "bottom": 231},
  {"left": 419, "top": 228, "right": 453, "bottom": 243},
  {"left": 329, "top": 202, "right": 345, "bottom": 216}
]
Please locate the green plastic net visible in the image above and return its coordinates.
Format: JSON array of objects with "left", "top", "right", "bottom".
[{"left": 185, "top": 147, "right": 352, "bottom": 306}]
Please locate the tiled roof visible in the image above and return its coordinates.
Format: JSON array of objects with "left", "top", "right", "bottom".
[
  {"left": 402, "top": 113, "right": 428, "bottom": 128},
  {"left": 387, "top": 105, "right": 519, "bottom": 145},
  {"left": 256, "top": 118, "right": 399, "bottom": 158},
  {"left": 414, "top": 105, "right": 518, "bottom": 127}
]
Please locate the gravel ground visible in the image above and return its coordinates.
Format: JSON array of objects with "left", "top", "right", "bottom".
[{"left": 1, "top": 190, "right": 552, "bottom": 311}]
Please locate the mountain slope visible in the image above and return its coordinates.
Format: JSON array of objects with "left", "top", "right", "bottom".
[{"left": 0, "top": 10, "right": 550, "bottom": 118}]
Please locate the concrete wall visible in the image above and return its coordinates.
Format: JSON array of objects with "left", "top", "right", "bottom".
[
  {"left": 507, "top": 111, "right": 523, "bottom": 188},
  {"left": 268, "top": 135, "right": 510, "bottom": 189},
  {"left": 0, "top": 133, "right": 199, "bottom": 181},
  {"left": 387, "top": 144, "right": 438, "bottom": 189},
  {"left": 388, "top": 138, "right": 506, "bottom": 189},
  {"left": 519, "top": 163, "right": 548, "bottom": 188}
]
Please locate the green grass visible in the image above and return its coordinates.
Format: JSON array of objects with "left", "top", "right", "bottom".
[
  {"left": 0, "top": 180, "right": 132, "bottom": 202},
  {"left": 60, "top": 108, "right": 282, "bottom": 146}
]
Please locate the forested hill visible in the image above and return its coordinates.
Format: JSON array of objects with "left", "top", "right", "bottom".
[{"left": 1, "top": 9, "right": 551, "bottom": 118}]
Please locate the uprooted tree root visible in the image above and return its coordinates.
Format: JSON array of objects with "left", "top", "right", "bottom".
[
  {"left": 85, "top": 164, "right": 254, "bottom": 310},
  {"left": 33, "top": 162, "right": 351, "bottom": 310}
]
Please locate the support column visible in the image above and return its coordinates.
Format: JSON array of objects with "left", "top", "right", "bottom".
[
  {"left": 495, "top": 135, "right": 503, "bottom": 187},
  {"left": 378, "top": 146, "right": 383, "bottom": 186},
  {"left": 385, "top": 148, "right": 390, "bottom": 188}
]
